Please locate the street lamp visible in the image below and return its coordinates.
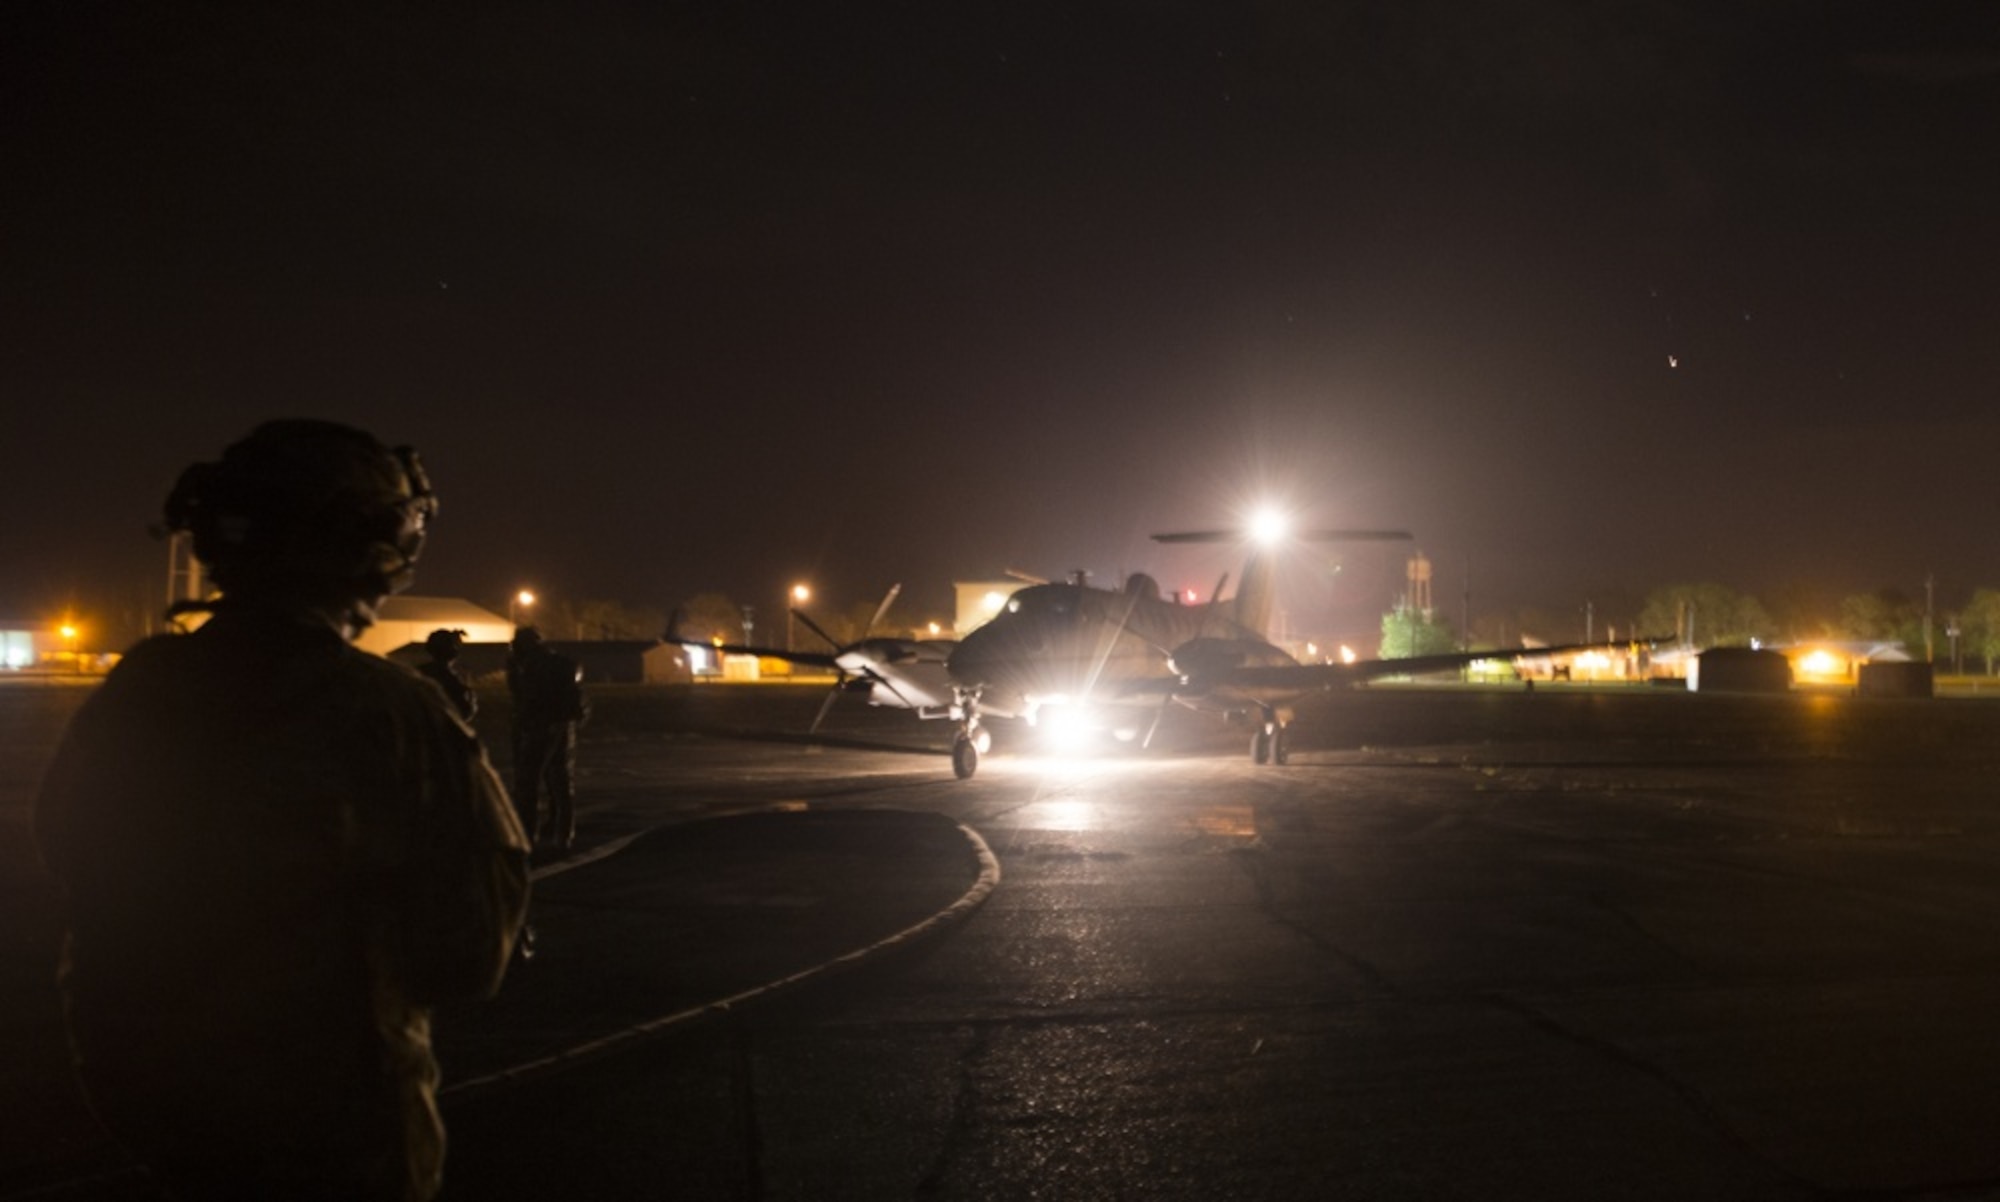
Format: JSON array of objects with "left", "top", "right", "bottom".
[
  {"left": 787, "top": 583, "right": 811, "bottom": 652},
  {"left": 510, "top": 589, "right": 536, "bottom": 627},
  {"left": 60, "top": 623, "right": 78, "bottom": 674}
]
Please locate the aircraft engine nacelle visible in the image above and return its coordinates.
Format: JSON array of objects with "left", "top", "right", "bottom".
[{"left": 1168, "top": 637, "right": 1258, "bottom": 685}]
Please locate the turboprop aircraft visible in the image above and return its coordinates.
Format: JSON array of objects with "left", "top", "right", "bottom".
[{"left": 936, "top": 522, "right": 1663, "bottom": 779}]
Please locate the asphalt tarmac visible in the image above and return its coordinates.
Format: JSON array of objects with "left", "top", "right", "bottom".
[{"left": 8, "top": 680, "right": 2000, "bottom": 1200}]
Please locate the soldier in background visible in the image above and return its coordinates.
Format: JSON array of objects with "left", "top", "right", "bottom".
[
  {"left": 506, "top": 625, "right": 587, "bottom": 855},
  {"left": 35, "top": 420, "right": 530, "bottom": 1202},
  {"left": 416, "top": 627, "right": 476, "bottom": 721}
]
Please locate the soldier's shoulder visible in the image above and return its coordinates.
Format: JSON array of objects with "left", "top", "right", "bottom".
[{"left": 339, "top": 641, "right": 450, "bottom": 704}]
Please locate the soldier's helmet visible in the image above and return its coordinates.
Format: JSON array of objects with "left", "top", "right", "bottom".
[
  {"left": 425, "top": 628, "right": 466, "bottom": 659},
  {"left": 162, "top": 420, "right": 437, "bottom": 604}
]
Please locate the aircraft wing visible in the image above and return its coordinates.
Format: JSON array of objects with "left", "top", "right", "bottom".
[
  {"left": 661, "top": 633, "right": 842, "bottom": 672},
  {"left": 1122, "top": 638, "right": 1672, "bottom": 699}
]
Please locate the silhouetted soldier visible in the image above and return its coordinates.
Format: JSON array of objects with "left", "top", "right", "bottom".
[
  {"left": 416, "top": 627, "right": 476, "bottom": 721},
  {"left": 506, "top": 625, "right": 587, "bottom": 854},
  {"left": 35, "top": 420, "right": 530, "bottom": 1202}
]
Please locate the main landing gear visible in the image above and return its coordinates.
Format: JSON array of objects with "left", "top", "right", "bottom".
[{"left": 1250, "top": 708, "right": 1290, "bottom": 766}]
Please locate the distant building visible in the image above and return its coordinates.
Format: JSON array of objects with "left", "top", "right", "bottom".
[
  {"left": 0, "top": 621, "right": 49, "bottom": 669},
  {"left": 1774, "top": 640, "right": 1910, "bottom": 686},
  {"left": 354, "top": 596, "right": 513, "bottom": 658},
  {"left": 0, "top": 618, "right": 97, "bottom": 672}
]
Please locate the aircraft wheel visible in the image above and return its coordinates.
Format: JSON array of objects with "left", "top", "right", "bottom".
[
  {"left": 1251, "top": 726, "right": 1272, "bottom": 765},
  {"left": 952, "top": 734, "right": 980, "bottom": 780},
  {"left": 1272, "top": 725, "right": 1290, "bottom": 765}
]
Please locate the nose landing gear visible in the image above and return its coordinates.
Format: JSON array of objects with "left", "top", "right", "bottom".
[{"left": 950, "top": 691, "right": 992, "bottom": 780}]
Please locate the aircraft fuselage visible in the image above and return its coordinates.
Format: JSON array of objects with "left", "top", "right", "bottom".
[{"left": 946, "top": 578, "right": 1299, "bottom": 726}]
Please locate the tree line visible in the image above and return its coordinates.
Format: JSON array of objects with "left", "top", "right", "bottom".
[{"left": 1382, "top": 584, "right": 2000, "bottom": 673}]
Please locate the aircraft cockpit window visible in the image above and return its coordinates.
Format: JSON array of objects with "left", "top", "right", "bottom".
[{"left": 1010, "top": 588, "right": 1076, "bottom": 618}]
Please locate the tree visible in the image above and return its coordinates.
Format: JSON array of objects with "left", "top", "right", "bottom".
[
  {"left": 673, "top": 593, "right": 750, "bottom": 645},
  {"left": 1958, "top": 588, "right": 2000, "bottom": 674},
  {"left": 1763, "top": 581, "right": 1837, "bottom": 642},
  {"left": 1636, "top": 583, "right": 1773, "bottom": 648},
  {"left": 1379, "top": 604, "right": 1459, "bottom": 659},
  {"left": 1835, "top": 588, "right": 1922, "bottom": 647},
  {"left": 548, "top": 599, "right": 668, "bottom": 641}
]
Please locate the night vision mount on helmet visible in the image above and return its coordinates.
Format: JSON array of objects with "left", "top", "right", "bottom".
[{"left": 162, "top": 419, "right": 438, "bottom": 607}]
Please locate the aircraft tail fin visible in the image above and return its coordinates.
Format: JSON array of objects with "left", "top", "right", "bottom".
[
  {"left": 1152, "top": 527, "right": 1414, "bottom": 640},
  {"left": 1234, "top": 550, "right": 1277, "bottom": 639}
]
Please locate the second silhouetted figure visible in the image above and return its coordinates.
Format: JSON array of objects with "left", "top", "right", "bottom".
[{"left": 507, "top": 626, "right": 587, "bottom": 854}]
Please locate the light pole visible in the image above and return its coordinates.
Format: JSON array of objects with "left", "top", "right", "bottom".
[
  {"left": 60, "top": 623, "right": 78, "bottom": 674},
  {"left": 787, "top": 583, "right": 811, "bottom": 652},
  {"left": 510, "top": 589, "right": 536, "bottom": 628}
]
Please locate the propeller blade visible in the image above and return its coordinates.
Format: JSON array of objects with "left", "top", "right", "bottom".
[
  {"left": 809, "top": 684, "right": 843, "bottom": 734},
  {"left": 1140, "top": 692, "right": 1175, "bottom": 750},
  {"left": 793, "top": 608, "right": 841, "bottom": 651},
  {"left": 864, "top": 667, "right": 918, "bottom": 711},
  {"left": 1153, "top": 529, "right": 1413, "bottom": 544},
  {"left": 862, "top": 583, "right": 902, "bottom": 640}
]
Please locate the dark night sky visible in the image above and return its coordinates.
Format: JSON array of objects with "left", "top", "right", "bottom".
[{"left": 6, "top": 2, "right": 1998, "bottom": 643}]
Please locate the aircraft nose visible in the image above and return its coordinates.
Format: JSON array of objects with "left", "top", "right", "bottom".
[{"left": 949, "top": 619, "right": 1037, "bottom": 686}]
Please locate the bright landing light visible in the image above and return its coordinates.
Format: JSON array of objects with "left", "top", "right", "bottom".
[{"left": 1249, "top": 507, "right": 1289, "bottom": 546}]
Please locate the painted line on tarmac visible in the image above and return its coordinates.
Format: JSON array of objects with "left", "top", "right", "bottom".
[{"left": 442, "top": 814, "right": 1001, "bottom": 1100}]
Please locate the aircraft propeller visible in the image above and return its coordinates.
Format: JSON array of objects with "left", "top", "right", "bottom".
[
  {"left": 1141, "top": 570, "right": 1230, "bottom": 748},
  {"left": 799, "top": 584, "right": 909, "bottom": 733}
]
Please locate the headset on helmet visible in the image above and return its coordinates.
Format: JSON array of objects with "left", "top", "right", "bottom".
[{"left": 162, "top": 420, "right": 438, "bottom": 603}]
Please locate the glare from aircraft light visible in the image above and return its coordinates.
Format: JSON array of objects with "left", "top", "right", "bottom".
[
  {"left": 1249, "top": 507, "right": 1288, "bottom": 545},
  {"left": 1185, "top": 804, "right": 1257, "bottom": 839},
  {"left": 982, "top": 591, "right": 1006, "bottom": 613},
  {"left": 1037, "top": 703, "right": 1098, "bottom": 752},
  {"left": 1024, "top": 798, "right": 1100, "bottom": 832}
]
